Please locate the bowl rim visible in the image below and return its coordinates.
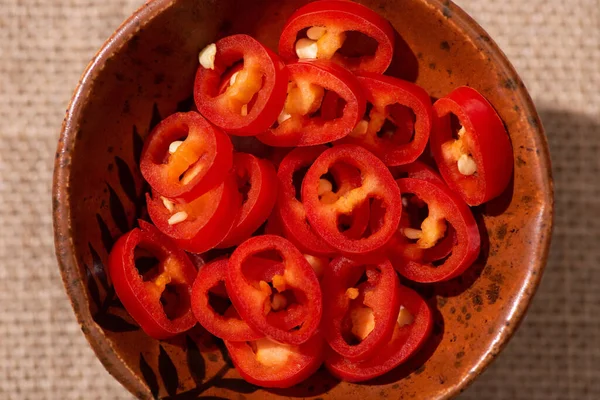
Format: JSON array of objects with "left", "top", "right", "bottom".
[{"left": 52, "top": 0, "right": 554, "bottom": 399}]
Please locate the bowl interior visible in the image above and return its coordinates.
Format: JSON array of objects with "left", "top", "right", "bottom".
[{"left": 54, "top": 0, "right": 553, "bottom": 398}]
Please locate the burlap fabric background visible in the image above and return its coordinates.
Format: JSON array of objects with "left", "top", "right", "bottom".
[{"left": 1, "top": 0, "right": 598, "bottom": 398}]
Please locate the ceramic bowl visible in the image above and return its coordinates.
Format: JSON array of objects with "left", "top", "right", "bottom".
[{"left": 53, "top": 0, "right": 553, "bottom": 398}]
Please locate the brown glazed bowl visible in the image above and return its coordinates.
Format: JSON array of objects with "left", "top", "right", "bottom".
[{"left": 53, "top": 0, "right": 553, "bottom": 398}]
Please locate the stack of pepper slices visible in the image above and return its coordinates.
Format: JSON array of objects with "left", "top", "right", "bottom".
[{"left": 108, "top": 0, "right": 514, "bottom": 388}]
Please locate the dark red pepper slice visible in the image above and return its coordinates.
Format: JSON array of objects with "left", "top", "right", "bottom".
[
  {"left": 385, "top": 162, "right": 457, "bottom": 262},
  {"left": 336, "top": 73, "right": 433, "bottom": 166},
  {"left": 381, "top": 178, "right": 480, "bottom": 283},
  {"left": 146, "top": 174, "right": 241, "bottom": 253},
  {"left": 194, "top": 34, "right": 288, "bottom": 136},
  {"left": 275, "top": 146, "right": 369, "bottom": 256},
  {"left": 322, "top": 257, "right": 401, "bottom": 361},
  {"left": 242, "top": 256, "right": 309, "bottom": 333},
  {"left": 226, "top": 235, "right": 322, "bottom": 345},
  {"left": 302, "top": 145, "right": 402, "bottom": 255},
  {"left": 218, "top": 153, "right": 278, "bottom": 248},
  {"left": 328, "top": 160, "right": 372, "bottom": 240},
  {"left": 263, "top": 211, "right": 330, "bottom": 281},
  {"left": 258, "top": 60, "right": 365, "bottom": 147},
  {"left": 225, "top": 332, "right": 325, "bottom": 388},
  {"left": 140, "top": 111, "right": 233, "bottom": 202},
  {"left": 431, "top": 86, "right": 513, "bottom": 205},
  {"left": 278, "top": 0, "right": 395, "bottom": 74},
  {"left": 191, "top": 259, "right": 263, "bottom": 341},
  {"left": 108, "top": 222, "right": 197, "bottom": 340},
  {"left": 326, "top": 284, "right": 432, "bottom": 382},
  {"left": 275, "top": 146, "right": 335, "bottom": 256}
]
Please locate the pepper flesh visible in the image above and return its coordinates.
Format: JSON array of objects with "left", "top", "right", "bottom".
[
  {"left": 322, "top": 257, "right": 401, "bottom": 361},
  {"left": 388, "top": 161, "right": 445, "bottom": 184},
  {"left": 384, "top": 178, "right": 480, "bottom": 283},
  {"left": 326, "top": 284, "right": 433, "bottom": 382},
  {"left": 275, "top": 146, "right": 369, "bottom": 256},
  {"left": 146, "top": 174, "right": 241, "bottom": 253},
  {"left": 225, "top": 332, "right": 325, "bottom": 388},
  {"left": 218, "top": 153, "right": 278, "bottom": 248},
  {"left": 278, "top": 0, "right": 395, "bottom": 74},
  {"left": 108, "top": 222, "right": 197, "bottom": 340},
  {"left": 226, "top": 235, "right": 322, "bottom": 345},
  {"left": 301, "top": 145, "right": 402, "bottom": 255},
  {"left": 336, "top": 73, "right": 434, "bottom": 166},
  {"left": 275, "top": 146, "right": 335, "bottom": 256},
  {"left": 140, "top": 111, "right": 233, "bottom": 202},
  {"left": 194, "top": 34, "right": 288, "bottom": 135},
  {"left": 381, "top": 162, "right": 457, "bottom": 262},
  {"left": 431, "top": 86, "right": 513, "bottom": 205},
  {"left": 241, "top": 256, "right": 309, "bottom": 332},
  {"left": 258, "top": 60, "right": 365, "bottom": 147},
  {"left": 191, "top": 259, "right": 263, "bottom": 341}
]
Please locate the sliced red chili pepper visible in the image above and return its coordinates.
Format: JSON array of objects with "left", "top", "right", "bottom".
[
  {"left": 263, "top": 212, "right": 329, "bottom": 280},
  {"left": 336, "top": 73, "right": 433, "bottom": 166},
  {"left": 218, "top": 153, "right": 278, "bottom": 248},
  {"left": 242, "top": 256, "right": 309, "bottom": 333},
  {"left": 278, "top": 0, "right": 395, "bottom": 74},
  {"left": 385, "top": 162, "right": 456, "bottom": 262},
  {"left": 275, "top": 146, "right": 369, "bottom": 256},
  {"left": 329, "top": 161, "right": 372, "bottom": 239},
  {"left": 431, "top": 86, "right": 513, "bottom": 206},
  {"left": 108, "top": 222, "right": 197, "bottom": 340},
  {"left": 225, "top": 332, "right": 325, "bottom": 388},
  {"left": 302, "top": 145, "right": 401, "bottom": 255},
  {"left": 320, "top": 89, "right": 344, "bottom": 121},
  {"left": 374, "top": 208, "right": 456, "bottom": 266},
  {"left": 326, "top": 284, "right": 432, "bottom": 382},
  {"left": 140, "top": 111, "right": 233, "bottom": 202},
  {"left": 191, "top": 259, "right": 263, "bottom": 341},
  {"left": 226, "top": 235, "right": 322, "bottom": 345},
  {"left": 275, "top": 146, "right": 334, "bottom": 256},
  {"left": 303, "top": 253, "right": 330, "bottom": 280},
  {"left": 379, "top": 178, "right": 480, "bottom": 283},
  {"left": 146, "top": 174, "right": 241, "bottom": 253},
  {"left": 419, "top": 224, "right": 456, "bottom": 262},
  {"left": 194, "top": 34, "right": 288, "bottom": 135},
  {"left": 257, "top": 60, "right": 365, "bottom": 147},
  {"left": 322, "top": 90, "right": 414, "bottom": 144},
  {"left": 217, "top": 63, "right": 244, "bottom": 95},
  {"left": 388, "top": 160, "right": 445, "bottom": 184},
  {"left": 322, "top": 257, "right": 400, "bottom": 362},
  {"left": 191, "top": 252, "right": 307, "bottom": 332}
]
